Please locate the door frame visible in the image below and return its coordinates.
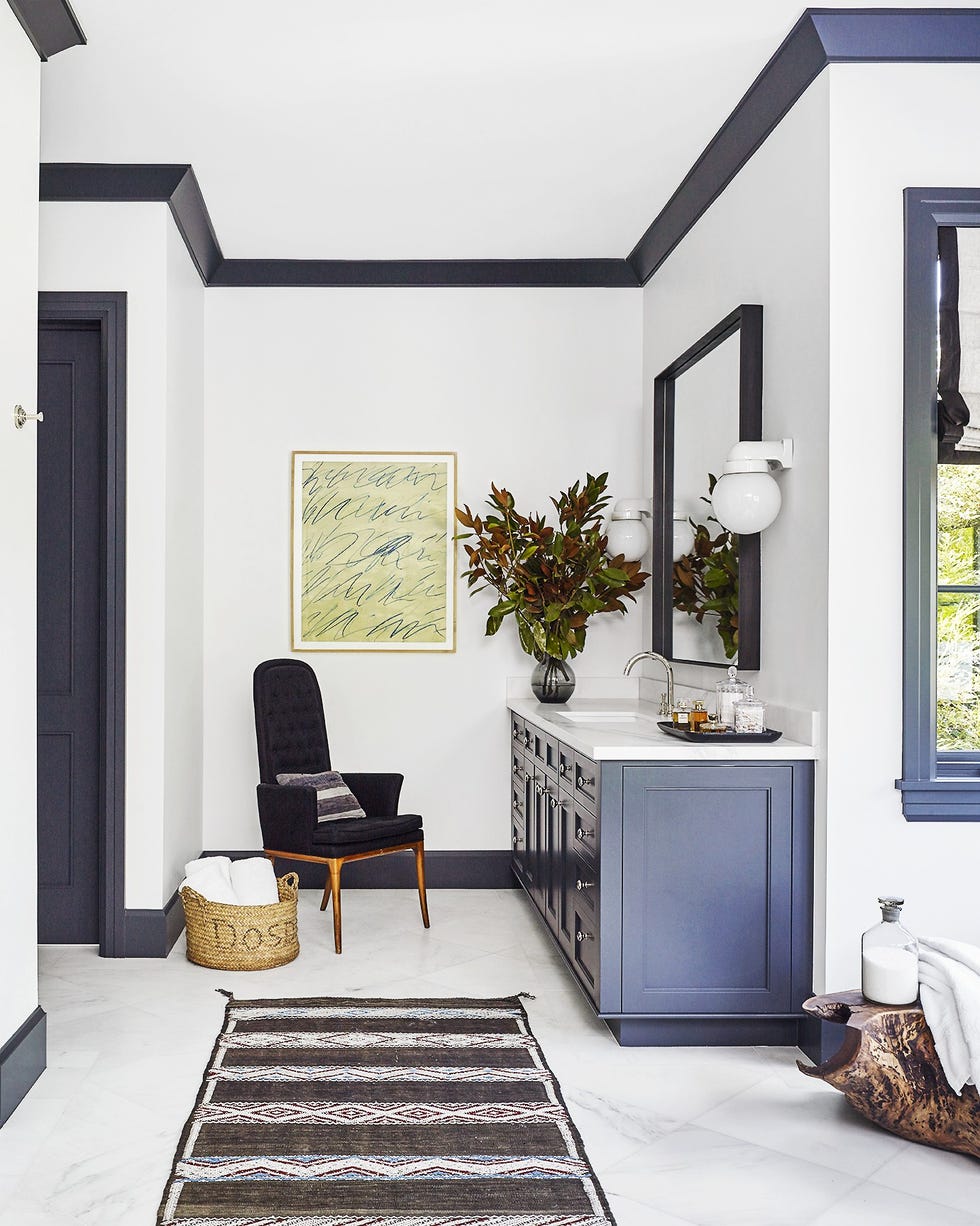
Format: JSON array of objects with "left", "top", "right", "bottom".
[{"left": 38, "top": 292, "right": 127, "bottom": 956}]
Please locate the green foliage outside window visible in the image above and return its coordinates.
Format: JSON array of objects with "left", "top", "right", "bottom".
[{"left": 937, "top": 465, "right": 980, "bottom": 751}]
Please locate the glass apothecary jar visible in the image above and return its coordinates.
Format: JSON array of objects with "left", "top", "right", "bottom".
[
  {"left": 861, "top": 897, "right": 919, "bottom": 1005},
  {"left": 734, "top": 699, "right": 766, "bottom": 734},
  {"left": 716, "top": 666, "right": 752, "bottom": 727}
]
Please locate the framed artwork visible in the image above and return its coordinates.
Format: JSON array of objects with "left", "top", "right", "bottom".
[{"left": 291, "top": 451, "right": 456, "bottom": 652}]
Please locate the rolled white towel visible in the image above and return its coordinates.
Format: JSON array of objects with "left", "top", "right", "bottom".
[
  {"left": 919, "top": 936, "right": 980, "bottom": 1095},
  {"left": 184, "top": 856, "right": 233, "bottom": 884},
  {"left": 180, "top": 859, "right": 239, "bottom": 905},
  {"left": 229, "top": 857, "right": 280, "bottom": 906}
]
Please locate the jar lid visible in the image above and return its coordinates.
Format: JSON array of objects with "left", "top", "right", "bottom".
[
  {"left": 716, "top": 665, "right": 749, "bottom": 695},
  {"left": 692, "top": 701, "right": 705, "bottom": 711}
]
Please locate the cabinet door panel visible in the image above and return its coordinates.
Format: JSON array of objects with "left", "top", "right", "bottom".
[{"left": 621, "top": 764, "right": 794, "bottom": 1014}]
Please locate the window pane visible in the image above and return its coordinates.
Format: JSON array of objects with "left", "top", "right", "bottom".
[
  {"left": 938, "top": 465, "right": 980, "bottom": 584},
  {"left": 937, "top": 590, "right": 980, "bottom": 750}
]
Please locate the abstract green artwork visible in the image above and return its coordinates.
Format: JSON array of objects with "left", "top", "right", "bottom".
[{"left": 291, "top": 451, "right": 456, "bottom": 651}]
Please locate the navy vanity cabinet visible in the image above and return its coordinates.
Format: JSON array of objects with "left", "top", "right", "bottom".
[
  {"left": 509, "top": 710, "right": 814, "bottom": 1047},
  {"left": 616, "top": 763, "right": 811, "bottom": 1017}
]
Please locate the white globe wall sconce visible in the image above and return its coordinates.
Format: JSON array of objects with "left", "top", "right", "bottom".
[{"left": 711, "top": 439, "right": 794, "bottom": 534}]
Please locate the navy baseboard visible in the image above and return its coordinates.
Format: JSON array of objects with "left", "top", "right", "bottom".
[
  {"left": 205, "top": 849, "right": 519, "bottom": 891},
  {"left": 0, "top": 1007, "right": 46, "bottom": 1126},
  {"left": 606, "top": 1015, "right": 812, "bottom": 1048},
  {"left": 120, "top": 890, "right": 184, "bottom": 958}
]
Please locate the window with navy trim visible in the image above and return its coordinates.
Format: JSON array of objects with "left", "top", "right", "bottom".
[{"left": 899, "top": 191, "right": 980, "bottom": 820}]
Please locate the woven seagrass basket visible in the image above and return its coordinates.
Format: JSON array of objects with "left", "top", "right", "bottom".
[{"left": 181, "top": 871, "right": 300, "bottom": 970}]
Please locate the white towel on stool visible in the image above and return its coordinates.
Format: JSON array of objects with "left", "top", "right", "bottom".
[
  {"left": 229, "top": 857, "right": 280, "bottom": 905},
  {"left": 918, "top": 936, "right": 980, "bottom": 1095},
  {"left": 180, "top": 856, "right": 238, "bottom": 905}
]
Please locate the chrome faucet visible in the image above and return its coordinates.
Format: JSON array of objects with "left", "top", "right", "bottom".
[{"left": 624, "top": 651, "right": 675, "bottom": 717}]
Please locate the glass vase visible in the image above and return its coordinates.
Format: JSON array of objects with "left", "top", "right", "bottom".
[{"left": 530, "top": 655, "right": 576, "bottom": 704}]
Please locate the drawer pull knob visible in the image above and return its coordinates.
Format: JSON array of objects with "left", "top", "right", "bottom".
[
  {"left": 512, "top": 833, "right": 523, "bottom": 846},
  {"left": 576, "top": 878, "right": 594, "bottom": 891},
  {"left": 576, "top": 930, "right": 595, "bottom": 943},
  {"left": 523, "top": 732, "right": 531, "bottom": 746},
  {"left": 576, "top": 826, "right": 595, "bottom": 840},
  {"left": 576, "top": 773, "right": 595, "bottom": 788},
  {"left": 559, "top": 763, "right": 567, "bottom": 776}
]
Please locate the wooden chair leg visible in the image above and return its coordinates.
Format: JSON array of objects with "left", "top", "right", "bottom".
[
  {"left": 414, "top": 843, "right": 430, "bottom": 929},
  {"left": 320, "top": 876, "right": 331, "bottom": 913},
  {"left": 328, "top": 859, "right": 343, "bottom": 954}
]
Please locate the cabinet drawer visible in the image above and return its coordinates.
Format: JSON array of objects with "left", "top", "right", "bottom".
[
  {"left": 511, "top": 775, "right": 527, "bottom": 822},
  {"left": 572, "top": 800, "right": 599, "bottom": 861},
  {"left": 510, "top": 711, "right": 532, "bottom": 752},
  {"left": 573, "top": 907, "right": 600, "bottom": 1001},
  {"left": 557, "top": 742, "right": 575, "bottom": 788},
  {"left": 511, "top": 745, "right": 526, "bottom": 783},
  {"left": 570, "top": 854, "right": 599, "bottom": 922},
  {"left": 573, "top": 753, "right": 598, "bottom": 809},
  {"left": 532, "top": 728, "right": 559, "bottom": 780}
]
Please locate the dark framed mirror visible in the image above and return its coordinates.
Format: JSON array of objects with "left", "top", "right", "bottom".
[{"left": 652, "top": 304, "right": 762, "bottom": 670}]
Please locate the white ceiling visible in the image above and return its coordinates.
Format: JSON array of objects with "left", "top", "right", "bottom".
[{"left": 36, "top": 1, "right": 977, "bottom": 261}]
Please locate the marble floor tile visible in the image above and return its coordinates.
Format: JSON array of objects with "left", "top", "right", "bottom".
[
  {"left": 810, "top": 1180, "right": 980, "bottom": 1225},
  {"left": 694, "top": 1071, "right": 905, "bottom": 1177},
  {"left": 868, "top": 1136, "right": 980, "bottom": 1217},
  {"left": 601, "top": 1125, "right": 861, "bottom": 1225},
  {"left": 0, "top": 887, "right": 970, "bottom": 1225}
]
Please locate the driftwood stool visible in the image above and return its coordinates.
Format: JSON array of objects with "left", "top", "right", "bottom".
[{"left": 798, "top": 990, "right": 980, "bottom": 1159}]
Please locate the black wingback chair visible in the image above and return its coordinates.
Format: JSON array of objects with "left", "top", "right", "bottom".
[{"left": 253, "top": 658, "right": 429, "bottom": 953}]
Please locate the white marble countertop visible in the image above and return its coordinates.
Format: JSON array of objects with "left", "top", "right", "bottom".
[{"left": 508, "top": 692, "right": 817, "bottom": 761}]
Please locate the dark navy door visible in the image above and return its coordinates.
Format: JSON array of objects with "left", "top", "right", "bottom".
[{"left": 37, "top": 321, "right": 102, "bottom": 943}]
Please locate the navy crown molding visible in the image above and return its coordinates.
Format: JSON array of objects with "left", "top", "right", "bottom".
[
  {"left": 6, "top": 0, "right": 84, "bottom": 60},
  {"left": 210, "top": 259, "right": 639, "bottom": 289},
  {"left": 628, "top": 7, "right": 980, "bottom": 285},
  {"left": 38, "top": 10, "right": 980, "bottom": 289},
  {"left": 39, "top": 163, "right": 224, "bottom": 285},
  {"left": 0, "top": 1007, "right": 46, "bottom": 1127}
]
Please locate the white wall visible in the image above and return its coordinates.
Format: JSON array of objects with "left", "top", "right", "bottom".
[
  {"left": 0, "top": 5, "right": 41, "bottom": 1045},
  {"left": 822, "top": 63, "right": 980, "bottom": 984},
  {"left": 38, "top": 203, "right": 205, "bottom": 910},
  {"left": 202, "top": 289, "right": 643, "bottom": 851},
  {"left": 162, "top": 224, "right": 205, "bottom": 897},
  {"left": 642, "top": 75, "right": 832, "bottom": 983}
]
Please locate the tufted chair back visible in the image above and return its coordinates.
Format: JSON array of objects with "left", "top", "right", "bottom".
[{"left": 253, "top": 659, "right": 332, "bottom": 784}]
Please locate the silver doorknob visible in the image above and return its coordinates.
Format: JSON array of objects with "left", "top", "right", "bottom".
[
  {"left": 13, "top": 405, "right": 43, "bottom": 429},
  {"left": 576, "top": 878, "right": 594, "bottom": 891},
  {"left": 576, "top": 930, "right": 595, "bottom": 943}
]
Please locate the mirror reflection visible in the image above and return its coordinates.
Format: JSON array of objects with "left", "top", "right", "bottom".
[
  {"left": 672, "top": 332, "right": 741, "bottom": 666},
  {"left": 652, "top": 304, "right": 762, "bottom": 670}
]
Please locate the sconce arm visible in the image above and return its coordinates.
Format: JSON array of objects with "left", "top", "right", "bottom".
[{"left": 723, "top": 438, "right": 794, "bottom": 473}]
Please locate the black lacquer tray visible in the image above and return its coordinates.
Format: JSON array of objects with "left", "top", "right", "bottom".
[{"left": 656, "top": 721, "right": 782, "bottom": 744}]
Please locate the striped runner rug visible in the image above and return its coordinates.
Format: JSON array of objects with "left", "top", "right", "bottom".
[{"left": 157, "top": 994, "right": 617, "bottom": 1226}]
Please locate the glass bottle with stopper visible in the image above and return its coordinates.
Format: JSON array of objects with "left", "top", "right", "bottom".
[
  {"left": 716, "top": 665, "right": 751, "bottom": 727},
  {"left": 861, "top": 896, "right": 919, "bottom": 1005}
]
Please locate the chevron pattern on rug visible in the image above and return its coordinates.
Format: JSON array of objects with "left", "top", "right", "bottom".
[{"left": 157, "top": 995, "right": 617, "bottom": 1226}]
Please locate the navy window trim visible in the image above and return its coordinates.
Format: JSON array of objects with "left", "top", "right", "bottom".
[{"left": 900, "top": 189, "right": 980, "bottom": 820}]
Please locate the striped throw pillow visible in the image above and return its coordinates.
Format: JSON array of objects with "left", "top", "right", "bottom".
[{"left": 276, "top": 770, "right": 366, "bottom": 822}]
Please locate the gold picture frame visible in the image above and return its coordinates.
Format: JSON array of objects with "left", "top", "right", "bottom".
[{"left": 291, "top": 451, "right": 457, "bottom": 652}]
